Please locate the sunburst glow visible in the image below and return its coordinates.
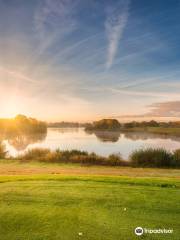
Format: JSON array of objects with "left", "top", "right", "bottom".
[{"left": 0, "top": 0, "right": 179, "bottom": 121}]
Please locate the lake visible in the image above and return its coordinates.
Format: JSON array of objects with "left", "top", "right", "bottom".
[{"left": 3, "top": 128, "right": 180, "bottom": 159}]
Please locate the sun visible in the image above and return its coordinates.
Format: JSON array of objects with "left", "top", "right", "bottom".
[{"left": 1, "top": 97, "right": 23, "bottom": 118}]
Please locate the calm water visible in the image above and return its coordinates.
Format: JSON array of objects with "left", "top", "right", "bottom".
[{"left": 3, "top": 128, "right": 180, "bottom": 159}]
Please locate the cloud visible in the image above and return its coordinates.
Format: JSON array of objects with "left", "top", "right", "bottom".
[
  {"left": 108, "top": 88, "right": 180, "bottom": 98},
  {"left": 105, "top": 0, "right": 130, "bottom": 69},
  {"left": 0, "top": 67, "right": 37, "bottom": 84},
  {"left": 147, "top": 101, "right": 180, "bottom": 117},
  {"left": 80, "top": 84, "right": 180, "bottom": 99},
  {"left": 116, "top": 101, "right": 180, "bottom": 119},
  {"left": 34, "top": 0, "right": 78, "bottom": 54}
]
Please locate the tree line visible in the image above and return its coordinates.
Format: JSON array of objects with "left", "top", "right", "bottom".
[
  {"left": 0, "top": 115, "right": 47, "bottom": 135},
  {"left": 85, "top": 119, "right": 180, "bottom": 131}
]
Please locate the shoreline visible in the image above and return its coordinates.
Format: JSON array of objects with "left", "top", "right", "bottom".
[{"left": 85, "top": 126, "right": 180, "bottom": 137}]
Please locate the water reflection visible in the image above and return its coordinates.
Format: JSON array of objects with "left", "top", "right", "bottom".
[
  {"left": 86, "top": 130, "right": 120, "bottom": 142},
  {"left": 123, "top": 131, "right": 180, "bottom": 142},
  {"left": 0, "top": 132, "right": 47, "bottom": 151},
  {"left": 50, "top": 128, "right": 79, "bottom": 134},
  {"left": 86, "top": 130, "right": 180, "bottom": 142},
  {"left": 2, "top": 128, "right": 180, "bottom": 158}
]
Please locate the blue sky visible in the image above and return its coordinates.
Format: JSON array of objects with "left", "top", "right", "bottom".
[{"left": 0, "top": 0, "right": 180, "bottom": 121}]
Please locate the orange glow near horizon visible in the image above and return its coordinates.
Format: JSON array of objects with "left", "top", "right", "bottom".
[
  {"left": 1, "top": 98, "right": 21, "bottom": 118},
  {"left": 0, "top": 1, "right": 180, "bottom": 123}
]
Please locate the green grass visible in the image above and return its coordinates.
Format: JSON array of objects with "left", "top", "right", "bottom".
[{"left": 0, "top": 174, "right": 179, "bottom": 240}]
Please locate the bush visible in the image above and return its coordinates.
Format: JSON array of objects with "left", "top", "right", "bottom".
[
  {"left": 69, "top": 153, "right": 105, "bottom": 165},
  {"left": 15, "top": 147, "right": 180, "bottom": 168},
  {"left": 0, "top": 142, "right": 7, "bottom": 159},
  {"left": 17, "top": 147, "right": 130, "bottom": 166},
  {"left": 173, "top": 149, "right": 180, "bottom": 167},
  {"left": 17, "top": 148, "right": 128, "bottom": 166},
  {"left": 130, "top": 148, "right": 173, "bottom": 168},
  {"left": 85, "top": 119, "right": 121, "bottom": 131},
  {"left": 107, "top": 154, "right": 128, "bottom": 166},
  {"left": 19, "top": 148, "right": 50, "bottom": 161}
]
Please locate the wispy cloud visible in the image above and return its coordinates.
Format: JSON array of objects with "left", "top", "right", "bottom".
[
  {"left": 0, "top": 67, "right": 37, "bottom": 84},
  {"left": 105, "top": 0, "right": 130, "bottom": 69},
  {"left": 107, "top": 87, "right": 179, "bottom": 98},
  {"left": 114, "top": 101, "right": 180, "bottom": 119},
  {"left": 34, "top": 0, "right": 78, "bottom": 54},
  {"left": 147, "top": 101, "right": 180, "bottom": 117},
  {"left": 112, "top": 69, "right": 180, "bottom": 90}
]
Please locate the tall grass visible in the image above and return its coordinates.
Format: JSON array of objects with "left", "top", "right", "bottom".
[
  {"left": 130, "top": 148, "right": 175, "bottom": 168},
  {"left": 0, "top": 142, "right": 8, "bottom": 159},
  {"left": 173, "top": 149, "right": 180, "bottom": 167},
  {"left": 18, "top": 148, "right": 128, "bottom": 166},
  {"left": 2, "top": 144, "right": 180, "bottom": 168},
  {"left": 18, "top": 148, "right": 51, "bottom": 161}
]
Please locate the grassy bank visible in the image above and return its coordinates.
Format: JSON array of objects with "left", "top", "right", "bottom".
[
  {"left": 1, "top": 160, "right": 180, "bottom": 177},
  {"left": 0, "top": 174, "right": 179, "bottom": 240},
  {"left": 123, "top": 126, "right": 180, "bottom": 136}
]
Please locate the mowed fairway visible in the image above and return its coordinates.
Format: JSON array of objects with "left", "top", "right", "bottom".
[
  {"left": 0, "top": 162, "right": 179, "bottom": 240},
  {"left": 0, "top": 173, "right": 180, "bottom": 240}
]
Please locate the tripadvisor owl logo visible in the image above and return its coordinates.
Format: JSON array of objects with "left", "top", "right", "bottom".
[{"left": 135, "top": 227, "right": 143, "bottom": 236}]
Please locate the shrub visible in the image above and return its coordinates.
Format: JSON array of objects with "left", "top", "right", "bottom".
[
  {"left": 85, "top": 119, "right": 121, "bottom": 131},
  {"left": 69, "top": 153, "right": 106, "bottom": 165},
  {"left": 173, "top": 149, "right": 180, "bottom": 167},
  {"left": 107, "top": 154, "right": 128, "bottom": 166},
  {"left": 16, "top": 147, "right": 180, "bottom": 168},
  {"left": 130, "top": 148, "right": 173, "bottom": 168},
  {"left": 0, "top": 142, "right": 7, "bottom": 159},
  {"left": 19, "top": 148, "right": 50, "bottom": 161},
  {"left": 59, "top": 150, "right": 88, "bottom": 163},
  {"left": 17, "top": 148, "right": 128, "bottom": 166}
]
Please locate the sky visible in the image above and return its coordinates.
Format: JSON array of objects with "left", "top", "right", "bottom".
[{"left": 0, "top": 0, "right": 180, "bottom": 122}]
